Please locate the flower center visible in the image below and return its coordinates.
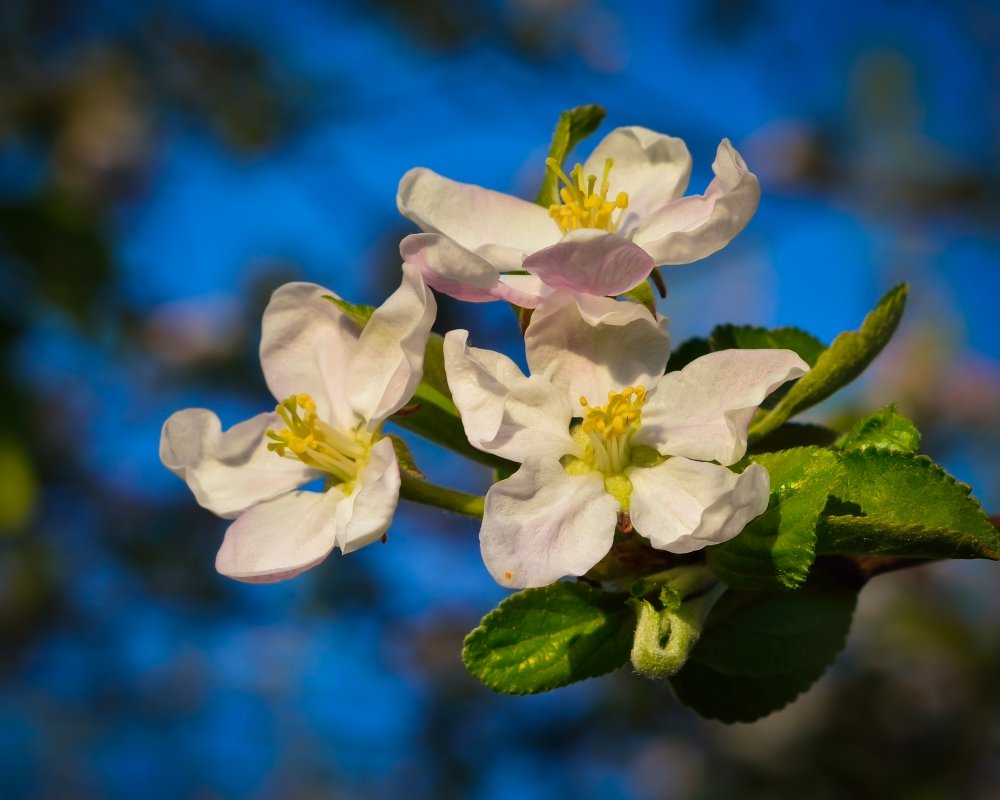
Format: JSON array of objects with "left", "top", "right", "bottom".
[
  {"left": 578, "top": 386, "right": 646, "bottom": 476},
  {"left": 546, "top": 157, "right": 629, "bottom": 234},
  {"left": 266, "top": 393, "right": 371, "bottom": 485}
]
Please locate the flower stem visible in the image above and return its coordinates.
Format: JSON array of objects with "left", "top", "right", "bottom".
[{"left": 398, "top": 471, "right": 485, "bottom": 519}]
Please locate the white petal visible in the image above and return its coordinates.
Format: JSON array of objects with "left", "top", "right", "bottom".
[
  {"left": 400, "top": 233, "right": 546, "bottom": 307},
  {"left": 347, "top": 264, "right": 436, "bottom": 426},
  {"left": 524, "top": 293, "right": 670, "bottom": 405},
  {"left": 637, "top": 349, "right": 809, "bottom": 465},
  {"left": 443, "top": 330, "right": 576, "bottom": 463},
  {"left": 523, "top": 230, "right": 654, "bottom": 297},
  {"left": 160, "top": 408, "right": 315, "bottom": 518},
  {"left": 397, "top": 167, "right": 556, "bottom": 259},
  {"left": 259, "top": 282, "right": 360, "bottom": 428},
  {"left": 628, "top": 459, "right": 770, "bottom": 553},
  {"left": 215, "top": 487, "right": 347, "bottom": 583},
  {"left": 479, "top": 458, "right": 619, "bottom": 588},
  {"left": 335, "top": 437, "right": 401, "bottom": 553},
  {"left": 632, "top": 139, "right": 761, "bottom": 266},
  {"left": 583, "top": 126, "right": 693, "bottom": 227}
]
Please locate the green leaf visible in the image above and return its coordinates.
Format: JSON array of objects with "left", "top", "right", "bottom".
[
  {"left": 463, "top": 582, "right": 634, "bottom": 694},
  {"left": 535, "top": 105, "right": 607, "bottom": 207},
  {"left": 834, "top": 404, "right": 920, "bottom": 455},
  {"left": 750, "top": 284, "right": 908, "bottom": 441},
  {"left": 709, "top": 324, "right": 827, "bottom": 366},
  {"left": 665, "top": 337, "right": 711, "bottom": 373},
  {"left": 749, "top": 422, "right": 838, "bottom": 454},
  {"left": 817, "top": 450, "right": 1000, "bottom": 560},
  {"left": 707, "top": 448, "right": 844, "bottom": 589},
  {"left": 669, "top": 568, "right": 858, "bottom": 723},
  {"left": 817, "top": 516, "right": 998, "bottom": 560}
]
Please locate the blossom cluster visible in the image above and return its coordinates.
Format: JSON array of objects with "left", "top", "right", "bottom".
[{"left": 161, "top": 124, "right": 808, "bottom": 589}]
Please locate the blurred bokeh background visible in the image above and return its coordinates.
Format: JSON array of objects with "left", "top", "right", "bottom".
[{"left": 2, "top": 0, "right": 1000, "bottom": 797}]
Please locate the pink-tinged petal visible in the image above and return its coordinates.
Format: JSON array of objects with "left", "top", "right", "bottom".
[
  {"left": 443, "top": 330, "right": 576, "bottom": 463},
  {"left": 628, "top": 459, "right": 770, "bottom": 553},
  {"left": 397, "top": 167, "right": 556, "bottom": 258},
  {"left": 259, "top": 282, "right": 360, "bottom": 428},
  {"left": 495, "top": 273, "right": 549, "bottom": 307},
  {"left": 637, "top": 349, "right": 809, "bottom": 465},
  {"left": 335, "top": 437, "right": 401, "bottom": 553},
  {"left": 480, "top": 458, "right": 619, "bottom": 588},
  {"left": 523, "top": 230, "right": 654, "bottom": 297},
  {"left": 583, "top": 126, "right": 693, "bottom": 227},
  {"left": 347, "top": 265, "right": 436, "bottom": 426},
  {"left": 400, "top": 234, "right": 545, "bottom": 307},
  {"left": 160, "top": 408, "right": 315, "bottom": 519},
  {"left": 525, "top": 293, "right": 670, "bottom": 405},
  {"left": 215, "top": 487, "right": 347, "bottom": 583},
  {"left": 631, "top": 139, "right": 761, "bottom": 266}
]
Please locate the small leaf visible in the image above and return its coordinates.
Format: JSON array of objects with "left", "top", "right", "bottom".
[
  {"left": 621, "top": 278, "right": 657, "bottom": 315},
  {"left": 386, "top": 434, "right": 423, "bottom": 480},
  {"left": 834, "top": 404, "right": 920, "bottom": 455},
  {"left": 750, "top": 284, "right": 908, "bottom": 441},
  {"left": 665, "top": 337, "right": 711, "bottom": 373},
  {"left": 324, "top": 296, "right": 375, "bottom": 328},
  {"left": 818, "top": 450, "right": 1000, "bottom": 560},
  {"left": 708, "top": 448, "right": 844, "bottom": 589},
  {"left": 535, "top": 105, "right": 607, "bottom": 207},
  {"left": 463, "top": 582, "right": 634, "bottom": 694},
  {"left": 709, "top": 324, "right": 826, "bottom": 366},
  {"left": 669, "top": 568, "right": 858, "bottom": 723}
]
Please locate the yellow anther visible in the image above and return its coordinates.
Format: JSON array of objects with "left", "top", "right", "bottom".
[
  {"left": 266, "top": 392, "right": 370, "bottom": 485},
  {"left": 545, "top": 157, "right": 630, "bottom": 234},
  {"left": 575, "top": 386, "right": 647, "bottom": 477},
  {"left": 580, "top": 386, "right": 646, "bottom": 439}
]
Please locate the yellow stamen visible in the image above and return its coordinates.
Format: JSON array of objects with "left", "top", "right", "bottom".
[
  {"left": 546, "top": 157, "right": 629, "bottom": 234},
  {"left": 266, "top": 393, "right": 370, "bottom": 485},
  {"left": 578, "top": 386, "right": 646, "bottom": 475}
]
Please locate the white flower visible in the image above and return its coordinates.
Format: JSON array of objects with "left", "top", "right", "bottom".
[
  {"left": 444, "top": 304, "right": 808, "bottom": 588},
  {"left": 397, "top": 126, "right": 759, "bottom": 308},
  {"left": 159, "top": 266, "right": 436, "bottom": 583}
]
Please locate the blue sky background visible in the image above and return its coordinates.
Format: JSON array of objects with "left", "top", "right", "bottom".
[{"left": 2, "top": 0, "right": 1000, "bottom": 797}]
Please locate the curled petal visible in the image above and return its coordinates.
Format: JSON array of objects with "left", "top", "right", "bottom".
[
  {"left": 632, "top": 139, "right": 761, "bottom": 266},
  {"left": 259, "top": 282, "right": 360, "bottom": 428},
  {"left": 347, "top": 264, "right": 436, "bottom": 426},
  {"left": 628, "top": 460, "right": 770, "bottom": 553},
  {"left": 215, "top": 487, "right": 347, "bottom": 583},
  {"left": 397, "top": 167, "right": 555, "bottom": 260},
  {"left": 335, "top": 437, "right": 401, "bottom": 554},
  {"left": 525, "top": 293, "right": 670, "bottom": 405},
  {"left": 400, "top": 233, "right": 546, "bottom": 307},
  {"left": 637, "top": 349, "right": 809, "bottom": 465},
  {"left": 583, "top": 126, "right": 693, "bottom": 225},
  {"left": 160, "top": 408, "right": 315, "bottom": 519},
  {"left": 480, "top": 458, "right": 619, "bottom": 588},
  {"left": 523, "top": 230, "right": 654, "bottom": 297},
  {"left": 443, "top": 330, "right": 576, "bottom": 463}
]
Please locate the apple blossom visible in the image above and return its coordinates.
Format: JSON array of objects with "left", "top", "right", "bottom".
[
  {"left": 159, "top": 266, "right": 435, "bottom": 583},
  {"left": 443, "top": 303, "right": 808, "bottom": 588},
  {"left": 397, "top": 126, "right": 759, "bottom": 308}
]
